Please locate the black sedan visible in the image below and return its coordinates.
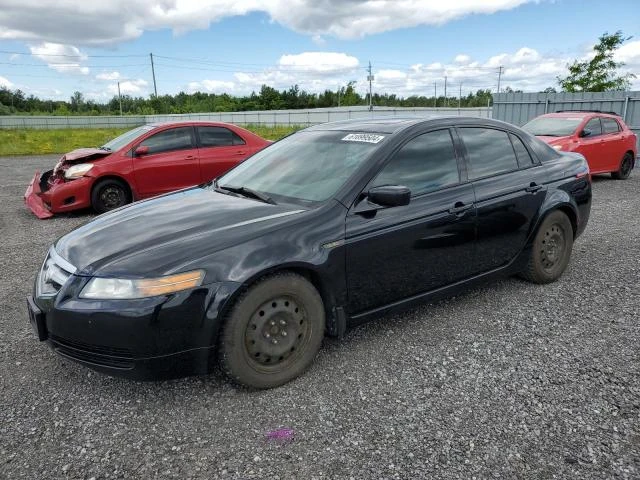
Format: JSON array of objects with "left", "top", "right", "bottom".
[{"left": 28, "top": 117, "right": 592, "bottom": 388}]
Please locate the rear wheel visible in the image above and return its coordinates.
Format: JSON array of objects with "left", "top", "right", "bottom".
[
  {"left": 611, "top": 152, "right": 633, "bottom": 180},
  {"left": 219, "top": 272, "right": 325, "bottom": 389},
  {"left": 91, "top": 178, "right": 131, "bottom": 213},
  {"left": 520, "top": 211, "right": 574, "bottom": 284}
]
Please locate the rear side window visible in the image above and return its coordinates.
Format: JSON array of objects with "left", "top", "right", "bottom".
[
  {"left": 510, "top": 133, "right": 534, "bottom": 167},
  {"left": 139, "top": 127, "right": 194, "bottom": 155},
  {"left": 602, "top": 118, "right": 621, "bottom": 134},
  {"left": 197, "top": 126, "right": 246, "bottom": 147},
  {"left": 372, "top": 129, "right": 460, "bottom": 196},
  {"left": 583, "top": 118, "right": 602, "bottom": 137},
  {"left": 459, "top": 128, "right": 519, "bottom": 179}
]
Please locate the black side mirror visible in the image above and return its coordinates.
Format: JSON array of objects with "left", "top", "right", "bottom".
[
  {"left": 367, "top": 185, "right": 411, "bottom": 207},
  {"left": 579, "top": 129, "right": 591, "bottom": 138}
]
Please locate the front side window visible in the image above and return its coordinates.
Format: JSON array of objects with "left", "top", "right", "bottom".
[
  {"left": 602, "top": 118, "right": 621, "bottom": 134},
  {"left": 459, "top": 128, "right": 519, "bottom": 179},
  {"left": 198, "top": 126, "right": 245, "bottom": 147},
  {"left": 139, "top": 127, "right": 194, "bottom": 155},
  {"left": 372, "top": 129, "right": 459, "bottom": 196},
  {"left": 583, "top": 118, "right": 602, "bottom": 137}
]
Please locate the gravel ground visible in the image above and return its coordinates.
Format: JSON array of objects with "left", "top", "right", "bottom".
[{"left": 1, "top": 154, "right": 639, "bottom": 480}]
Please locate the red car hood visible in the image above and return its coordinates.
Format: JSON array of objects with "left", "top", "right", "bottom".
[
  {"left": 536, "top": 135, "right": 571, "bottom": 145},
  {"left": 62, "top": 148, "right": 111, "bottom": 162}
]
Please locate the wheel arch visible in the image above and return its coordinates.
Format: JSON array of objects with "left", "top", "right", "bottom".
[{"left": 624, "top": 150, "right": 636, "bottom": 168}]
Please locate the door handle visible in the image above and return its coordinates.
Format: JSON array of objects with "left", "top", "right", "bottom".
[
  {"left": 525, "top": 182, "right": 543, "bottom": 193},
  {"left": 185, "top": 155, "right": 195, "bottom": 159},
  {"left": 448, "top": 202, "right": 473, "bottom": 215},
  {"left": 234, "top": 150, "right": 248, "bottom": 155}
]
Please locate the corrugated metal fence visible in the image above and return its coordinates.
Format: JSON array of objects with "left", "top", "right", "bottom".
[
  {"left": 0, "top": 106, "right": 492, "bottom": 129},
  {"left": 492, "top": 91, "right": 640, "bottom": 148}
]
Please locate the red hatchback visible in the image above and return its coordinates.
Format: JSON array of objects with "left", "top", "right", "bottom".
[
  {"left": 25, "top": 121, "right": 271, "bottom": 218},
  {"left": 522, "top": 111, "right": 637, "bottom": 179}
]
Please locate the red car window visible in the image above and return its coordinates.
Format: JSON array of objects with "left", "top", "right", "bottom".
[
  {"left": 197, "top": 126, "right": 246, "bottom": 147},
  {"left": 583, "top": 118, "right": 603, "bottom": 137},
  {"left": 602, "top": 118, "right": 621, "bottom": 134},
  {"left": 140, "top": 127, "right": 195, "bottom": 154}
]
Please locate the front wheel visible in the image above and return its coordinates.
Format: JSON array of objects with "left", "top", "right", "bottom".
[
  {"left": 218, "top": 272, "right": 325, "bottom": 389},
  {"left": 91, "top": 178, "right": 131, "bottom": 213},
  {"left": 611, "top": 152, "right": 633, "bottom": 180},
  {"left": 520, "top": 211, "right": 574, "bottom": 284}
]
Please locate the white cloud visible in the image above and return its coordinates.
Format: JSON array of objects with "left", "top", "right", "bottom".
[
  {"left": 29, "top": 42, "right": 90, "bottom": 75},
  {"left": 9, "top": 53, "right": 21, "bottom": 61},
  {"left": 96, "top": 71, "right": 121, "bottom": 81},
  {"left": 187, "top": 79, "right": 236, "bottom": 93},
  {"left": 278, "top": 52, "right": 359, "bottom": 74},
  {"left": 0, "top": 75, "right": 13, "bottom": 88},
  {"left": 0, "top": 0, "right": 538, "bottom": 45},
  {"left": 107, "top": 79, "right": 148, "bottom": 95}
]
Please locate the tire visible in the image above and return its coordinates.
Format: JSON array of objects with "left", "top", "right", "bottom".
[
  {"left": 218, "top": 272, "right": 325, "bottom": 389},
  {"left": 611, "top": 152, "right": 634, "bottom": 180},
  {"left": 91, "top": 178, "right": 131, "bottom": 214},
  {"left": 520, "top": 210, "right": 574, "bottom": 284}
]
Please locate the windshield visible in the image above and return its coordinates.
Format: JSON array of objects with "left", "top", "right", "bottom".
[
  {"left": 100, "top": 125, "right": 155, "bottom": 151},
  {"left": 522, "top": 117, "right": 583, "bottom": 137},
  {"left": 217, "top": 130, "right": 385, "bottom": 203}
]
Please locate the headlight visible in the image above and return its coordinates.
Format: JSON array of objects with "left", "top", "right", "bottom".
[
  {"left": 552, "top": 145, "right": 564, "bottom": 151},
  {"left": 65, "top": 163, "right": 94, "bottom": 179},
  {"left": 79, "top": 270, "right": 205, "bottom": 299}
]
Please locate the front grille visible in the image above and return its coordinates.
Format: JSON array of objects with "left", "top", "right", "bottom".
[
  {"left": 37, "top": 248, "right": 75, "bottom": 297},
  {"left": 50, "top": 335, "right": 134, "bottom": 370}
]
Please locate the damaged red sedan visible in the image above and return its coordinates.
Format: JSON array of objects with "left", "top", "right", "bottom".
[{"left": 24, "top": 121, "right": 271, "bottom": 218}]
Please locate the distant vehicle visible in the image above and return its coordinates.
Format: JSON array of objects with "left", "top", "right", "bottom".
[
  {"left": 24, "top": 121, "right": 271, "bottom": 218},
  {"left": 522, "top": 111, "right": 637, "bottom": 179},
  {"left": 28, "top": 117, "right": 591, "bottom": 388}
]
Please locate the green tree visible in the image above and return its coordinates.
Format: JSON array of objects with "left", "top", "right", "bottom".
[
  {"left": 70, "top": 91, "right": 84, "bottom": 112},
  {"left": 558, "top": 31, "right": 635, "bottom": 92}
]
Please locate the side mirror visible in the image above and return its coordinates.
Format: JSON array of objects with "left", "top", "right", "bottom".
[
  {"left": 579, "top": 129, "right": 591, "bottom": 138},
  {"left": 134, "top": 145, "right": 149, "bottom": 156},
  {"left": 367, "top": 185, "right": 411, "bottom": 207}
]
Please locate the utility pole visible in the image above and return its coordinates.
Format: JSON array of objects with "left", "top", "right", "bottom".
[
  {"left": 444, "top": 76, "right": 448, "bottom": 107},
  {"left": 434, "top": 82, "right": 437, "bottom": 108},
  {"left": 337, "top": 86, "right": 341, "bottom": 107},
  {"left": 458, "top": 83, "right": 462, "bottom": 109},
  {"left": 367, "top": 61, "right": 374, "bottom": 111},
  {"left": 117, "top": 81, "right": 123, "bottom": 115},
  {"left": 497, "top": 65, "right": 503, "bottom": 94},
  {"left": 150, "top": 53, "right": 158, "bottom": 97}
]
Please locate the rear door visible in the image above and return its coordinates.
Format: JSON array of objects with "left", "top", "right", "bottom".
[
  {"left": 458, "top": 127, "right": 547, "bottom": 273},
  {"left": 345, "top": 128, "right": 477, "bottom": 314},
  {"left": 577, "top": 117, "right": 607, "bottom": 173},
  {"left": 133, "top": 126, "right": 200, "bottom": 197},
  {"left": 196, "top": 126, "right": 250, "bottom": 182},
  {"left": 600, "top": 117, "right": 625, "bottom": 171}
]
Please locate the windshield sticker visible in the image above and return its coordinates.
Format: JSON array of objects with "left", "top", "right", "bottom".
[{"left": 341, "top": 133, "right": 385, "bottom": 144}]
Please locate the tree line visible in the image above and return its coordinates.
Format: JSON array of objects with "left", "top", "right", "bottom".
[{"left": 0, "top": 83, "right": 495, "bottom": 116}]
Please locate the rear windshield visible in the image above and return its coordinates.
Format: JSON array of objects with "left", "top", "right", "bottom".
[{"left": 522, "top": 117, "right": 583, "bottom": 137}]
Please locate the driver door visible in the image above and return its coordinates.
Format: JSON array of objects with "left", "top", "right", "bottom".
[
  {"left": 133, "top": 126, "right": 201, "bottom": 198},
  {"left": 345, "top": 129, "right": 477, "bottom": 314}
]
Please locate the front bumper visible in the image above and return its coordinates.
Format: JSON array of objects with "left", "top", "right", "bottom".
[
  {"left": 28, "top": 279, "right": 241, "bottom": 380},
  {"left": 24, "top": 170, "right": 93, "bottom": 219}
]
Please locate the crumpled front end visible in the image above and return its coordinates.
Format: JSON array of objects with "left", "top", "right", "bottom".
[
  {"left": 24, "top": 170, "right": 54, "bottom": 219},
  {"left": 24, "top": 149, "right": 110, "bottom": 219}
]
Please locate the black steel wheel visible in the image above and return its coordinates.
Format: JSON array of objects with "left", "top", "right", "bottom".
[
  {"left": 611, "top": 153, "right": 633, "bottom": 180},
  {"left": 219, "top": 272, "right": 325, "bottom": 389},
  {"left": 520, "top": 210, "right": 574, "bottom": 284},
  {"left": 91, "top": 178, "right": 131, "bottom": 213}
]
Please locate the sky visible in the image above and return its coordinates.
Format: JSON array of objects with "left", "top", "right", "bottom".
[{"left": 0, "top": 0, "right": 639, "bottom": 102}]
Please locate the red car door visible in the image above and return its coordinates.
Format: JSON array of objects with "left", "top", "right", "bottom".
[
  {"left": 195, "top": 126, "right": 250, "bottom": 181},
  {"left": 577, "top": 117, "right": 607, "bottom": 173},
  {"left": 600, "top": 117, "right": 625, "bottom": 171},
  {"left": 133, "top": 126, "right": 201, "bottom": 198}
]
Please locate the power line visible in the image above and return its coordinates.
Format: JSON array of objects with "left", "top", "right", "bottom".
[{"left": 0, "top": 49, "right": 148, "bottom": 58}]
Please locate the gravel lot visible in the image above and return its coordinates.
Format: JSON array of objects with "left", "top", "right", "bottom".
[{"left": 1, "top": 154, "right": 639, "bottom": 479}]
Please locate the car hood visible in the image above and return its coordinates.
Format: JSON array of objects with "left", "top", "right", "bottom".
[
  {"left": 55, "top": 187, "right": 307, "bottom": 278},
  {"left": 536, "top": 135, "right": 571, "bottom": 145},
  {"left": 62, "top": 148, "right": 112, "bottom": 162}
]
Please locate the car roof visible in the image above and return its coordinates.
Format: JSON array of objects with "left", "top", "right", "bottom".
[
  {"left": 540, "top": 111, "right": 620, "bottom": 119},
  {"left": 147, "top": 120, "right": 234, "bottom": 128},
  {"left": 305, "top": 116, "right": 507, "bottom": 134}
]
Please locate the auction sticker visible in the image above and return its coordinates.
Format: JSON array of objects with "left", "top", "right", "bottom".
[{"left": 341, "top": 133, "right": 385, "bottom": 144}]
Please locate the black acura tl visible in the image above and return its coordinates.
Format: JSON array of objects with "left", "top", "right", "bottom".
[{"left": 28, "top": 117, "right": 591, "bottom": 388}]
